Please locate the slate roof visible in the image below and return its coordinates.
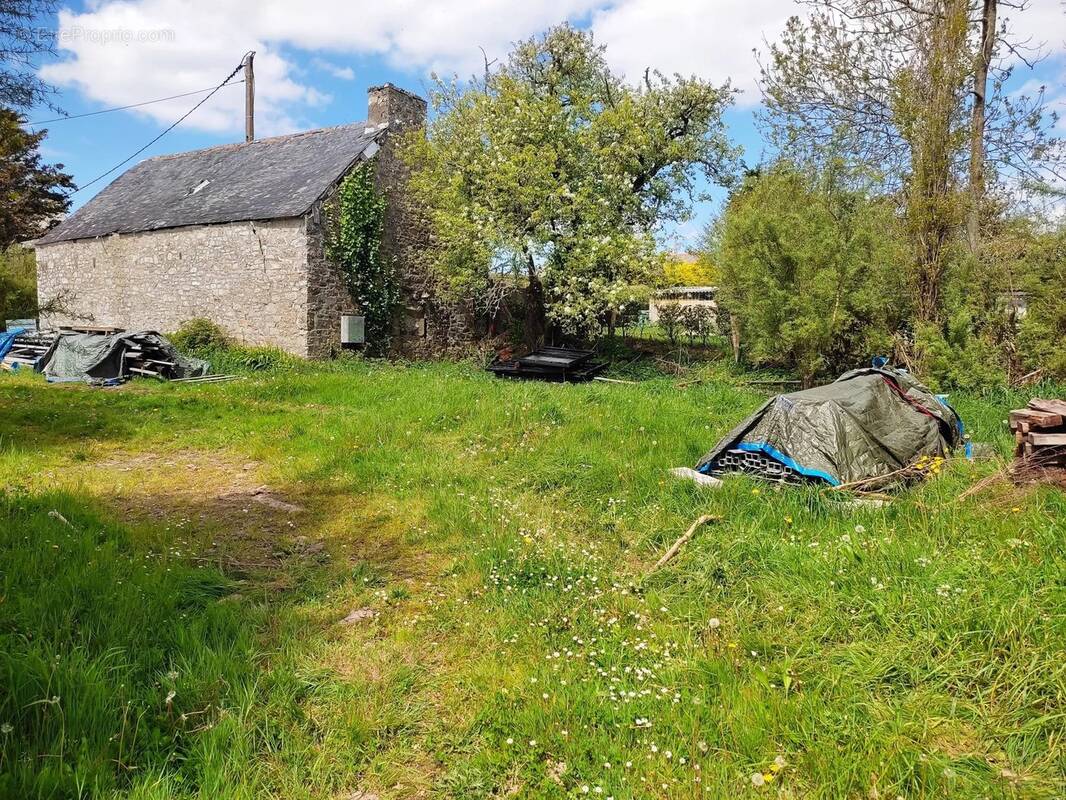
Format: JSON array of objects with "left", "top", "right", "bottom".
[{"left": 38, "top": 122, "right": 385, "bottom": 244}]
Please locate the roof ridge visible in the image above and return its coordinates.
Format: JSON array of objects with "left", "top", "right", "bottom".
[{"left": 142, "top": 120, "right": 373, "bottom": 164}]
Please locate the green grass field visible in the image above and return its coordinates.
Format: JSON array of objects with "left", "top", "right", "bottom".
[{"left": 1, "top": 360, "right": 1063, "bottom": 799}]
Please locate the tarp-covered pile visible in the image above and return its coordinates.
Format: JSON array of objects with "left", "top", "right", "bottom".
[
  {"left": 697, "top": 367, "right": 963, "bottom": 487},
  {"left": 38, "top": 330, "right": 209, "bottom": 385},
  {"left": 1, "top": 329, "right": 55, "bottom": 371}
]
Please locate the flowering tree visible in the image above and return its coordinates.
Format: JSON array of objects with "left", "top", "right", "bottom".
[{"left": 402, "top": 24, "right": 738, "bottom": 342}]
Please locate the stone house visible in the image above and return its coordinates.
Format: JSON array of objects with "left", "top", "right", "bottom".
[{"left": 35, "top": 84, "right": 433, "bottom": 358}]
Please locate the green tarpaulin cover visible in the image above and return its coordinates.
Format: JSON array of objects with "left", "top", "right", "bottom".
[
  {"left": 697, "top": 367, "right": 963, "bottom": 486},
  {"left": 39, "top": 331, "right": 208, "bottom": 384}
]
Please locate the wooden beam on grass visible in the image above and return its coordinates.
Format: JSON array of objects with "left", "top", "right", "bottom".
[{"left": 648, "top": 514, "right": 720, "bottom": 575}]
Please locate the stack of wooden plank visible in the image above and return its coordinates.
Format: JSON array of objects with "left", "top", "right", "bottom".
[
  {"left": 1, "top": 330, "right": 56, "bottom": 371},
  {"left": 119, "top": 337, "right": 182, "bottom": 379},
  {"left": 487, "top": 346, "right": 606, "bottom": 382},
  {"left": 1010, "top": 398, "right": 1066, "bottom": 466}
]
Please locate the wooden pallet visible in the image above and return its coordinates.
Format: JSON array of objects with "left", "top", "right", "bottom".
[{"left": 1010, "top": 398, "right": 1066, "bottom": 466}]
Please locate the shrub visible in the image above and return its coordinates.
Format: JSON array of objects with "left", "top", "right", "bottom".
[
  {"left": 656, "top": 304, "right": 684, "bottom": 345},
  {"left": 913, "top": 318, "right": 1007, "bottom": 391},
  {"left": 169, "top": 320, "right": 298, "bottom": 374},
  {"left": 681, "top": 305, "right": 715, "bottom": 345},
  {"left": 0, "top": 246, "right": 37, "bottom": 323},
  {"left": 713, "top": 163, "right": 908, "bottom": 385},
  {"left": 170, "top": 318, "right": 230, "bottom": 353}
]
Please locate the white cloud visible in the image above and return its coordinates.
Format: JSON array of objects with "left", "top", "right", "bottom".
[
  {"left": 1001, "top": 0, "right": 1066, "bottom": 58},
  {"left": 40, "top": 0, "right": 789, "bottom": 133},
  {"left": 37, "top": 0, "right": 1066, "bottom": 135},
  {"left": 40, "top": 0, "right": 604, "bottom": 135},
  {"left": 41, "top": 4, "right": 315, "bottom": 136},
  {"left": 312, "top": 58, "right": 356, "bottom": 81},
  {"left": 591, "top": 0, "right": 794, "bottom": 102}
]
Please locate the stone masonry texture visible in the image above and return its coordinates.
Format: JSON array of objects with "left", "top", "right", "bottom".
[{"left": 36, "top": 218, "right": 312, "bottom": 355}]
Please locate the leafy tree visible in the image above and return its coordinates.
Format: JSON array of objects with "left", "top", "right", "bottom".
[
  {"left": 0, "top": 1, "right": 60, "bottom": 110},
  {"left": 0, "top": 244, "right": 35, "bottom": 323},
  {"left": 662, "top": 255, "right": 718, "bottom": 287},
  {"left": 759, "top": 0, "right": 1064, "bottom": 324},
  {"left": 0, "top": 108, "right": 73, "bottom": 248},
  {"left": 402, "top": 24, "right": 739, "bottom": 344},
  {"left": 712, "top": 164, "right": 908, "bottom": 386}
]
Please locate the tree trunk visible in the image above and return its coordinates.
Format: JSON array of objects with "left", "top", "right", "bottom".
[
  {"left": 967, "top": 0, "right": 997, "bottom": 254},
  {"left": 909, "top": 0, "right": 968, "bottom": 325},
  {"left": 523, "top": 253, "right": 546, "bottom": 349}
]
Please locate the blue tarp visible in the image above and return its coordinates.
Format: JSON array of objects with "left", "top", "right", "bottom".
[{"left": 0, "top": 327, "right": 26, "bottom": 363}]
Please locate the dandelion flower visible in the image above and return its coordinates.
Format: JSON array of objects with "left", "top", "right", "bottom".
[{"left": 750, "top": 772, "right": 765, "bottom": 787}]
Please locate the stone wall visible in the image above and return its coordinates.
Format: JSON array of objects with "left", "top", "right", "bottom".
[
  {"left": 365, "top": 86, "right": 475, "bottom": 353},
  {"left": 35, "top": 218, "right": 313, "bottom": 356},
  {"left": 304, "top": 205, "right": 358, "bottom": 359}
]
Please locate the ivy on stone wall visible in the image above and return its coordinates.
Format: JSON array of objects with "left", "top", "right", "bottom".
[{"left": 326, "top": 161, "right": 397, "bottom": 355}]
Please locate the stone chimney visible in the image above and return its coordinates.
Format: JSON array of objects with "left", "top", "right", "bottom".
[{"left": 367, "top": 84, "right": 426, "bottom": 131}]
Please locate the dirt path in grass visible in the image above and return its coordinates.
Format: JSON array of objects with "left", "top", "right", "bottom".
[{"left": 62, "top": 446, "right": 476, "bottom": 797}]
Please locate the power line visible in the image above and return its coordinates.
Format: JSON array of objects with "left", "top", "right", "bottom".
[
  {"left": 28, "top": 81, "right": 245, "bottom": 125},
  {"left": 68, "top": 52, "right": 253, "bottom": 198}
]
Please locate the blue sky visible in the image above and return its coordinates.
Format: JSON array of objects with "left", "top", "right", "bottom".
[{"left": 25, "top": 0, "right": 1066, "bottom": 249}]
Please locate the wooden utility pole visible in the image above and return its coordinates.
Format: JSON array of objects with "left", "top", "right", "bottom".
[{"left": 244, "top": 51, "right": 255, "bottom": 142}]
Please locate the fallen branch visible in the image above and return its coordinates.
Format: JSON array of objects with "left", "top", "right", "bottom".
[
  {"left": 648, "top": 514, "right": 719, "bottom": 574},
  {"left": 593, "top": 376, "right": 638, "bottom": 385},
  {"left": 48, "top": 510, "right": 73, "bottom": 528},
  {"left": 824, "top": 463, "right": 924, "bottom": 493}
]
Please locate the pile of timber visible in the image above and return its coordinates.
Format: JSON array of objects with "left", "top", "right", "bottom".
[
  {"left": 117, "top": 335, "right": 187, "bottom": 380},
  {"left": 1010, "top": 398, "right": 1066, "bottom": 467},
  {"left": 1, "top": 328, "right": 234, "bottom": 384},
  {"left": 1, "top": 330, "right": 56, "bottom": 371},
  {"left": 487, "top": 346, "right": 606, "bottom": 383}
]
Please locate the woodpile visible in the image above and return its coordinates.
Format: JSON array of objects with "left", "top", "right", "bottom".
[
  {"left": 2, "top": 328, "right": 225, "bottom": 384},
  {"left": 1, "top": 330, "right": 55, "bottom": 371},
  {"left": 1010, "top": 398, "right": 1066, "bottom": 467}
]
